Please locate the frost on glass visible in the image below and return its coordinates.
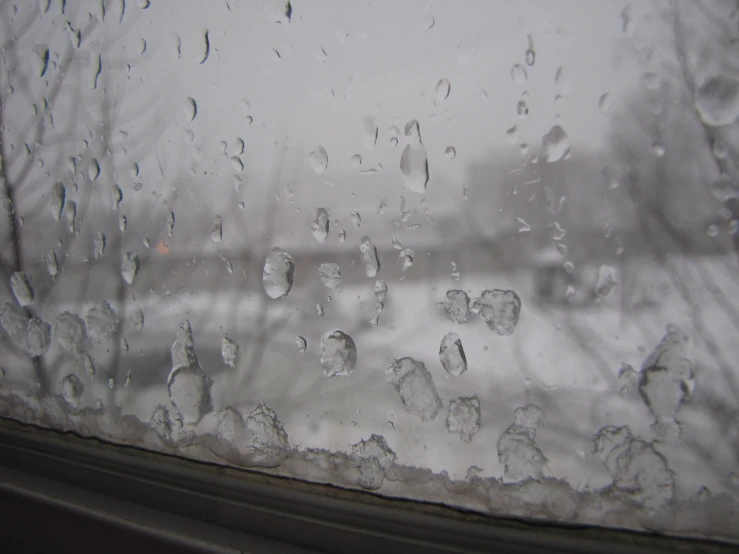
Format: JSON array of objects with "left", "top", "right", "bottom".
[{"left": 1, "top": 0, "right": 738, "bottom": 544}]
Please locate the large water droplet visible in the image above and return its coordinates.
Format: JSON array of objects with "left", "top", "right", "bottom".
[
  {"left": 542, "top": 125, "right": 570, "bottom": 162},
  {"left": 0, "top": 303, "right": 28, "bottom": 337},
  {"left": 27, "top": 317, "right": 50, "bottom": 356},
  {"left": 471, "top": 289, "right": 521, "bottom": 335},
  {"left": 446, "top": 395, "right": 481, "bottom": 442},
  {"left": 264, "top": 0, "right": 292, "bottom": 23},
  {"left": 62, "top": 374, "right": 84, "bottom": 409},
  {"left": 93, "top": 231, "right": 106, "bottom": 259},
  {"left": 695, "top": 75, "right": 739, "bottom": 126},
  {"left": 595, "top": 265, "right": 617, "bottom": 299},
  {"left": 44, "top": 249, "right": 58, "bottom": 278},
  {"left": 121, "top": 252, "right": 140, "bottom": 285},
  {"left": 359, "top": 236, "right": 380, "bottom": 277},
  {"left": 307, "top": 145, "right": 329, "bottom": 174},
  {"left": 210, "top": 215, "right": 223, "bottom": 243},
  {"left": 443, "top": 290, "right": 472, "bottom": 323},
  {"left": 498, "top": 404, "right": 546, "bottom": 481},
  {"left": 398, "top": 248, "right": 414, "bottom": 271},
  {"left": 53, "top": 312, "right": 86, "bottom": 352},
  {"left": 262, "top": 248, "right": 295, "bottom": 299},
  {"left": 386, "top": 357, "right": 442, "bottom": 422},
  {"left": 85, "top": 301, "right": 119, "bottom": 343},
  {"left": 511, "top": 64, "right": 527, "bottom": 85},
  {"left": 318, "top": 263, "right": 342, "bottom": 289},
  {"left": 439, "top": 332, "right": 467, "bottom": 376},
  {"left": 168, "top": 320, "right": 212, "bottom": 424},
  {"left": 10, "top": 272, "right": 34, "bottom": 306},
  {"left": 221, "top": 336, "right": 238, "bottom": 368},
  {"left": 361, "top": 116, "right": 378, "bottom": 151},
  {"left": 400, "top": 120, "right": 429, "bottom": 193},
  {"left": 50, "top": 182, "right": 65, "bottom": 221},
  {"left": 133, "top": 308, "right": 144, "bottom": 330},
  {"left": 296, "top": 336, "right": 307, "bottom": 353},
  {"left": 184, "top": 97, "right": 197, "bottom": 121},
  {"left": 350, "top": 211, "right": 361, "bottom": 228},
  {"left": 320, "top": 330, "right": 357, "bottom": 377}
]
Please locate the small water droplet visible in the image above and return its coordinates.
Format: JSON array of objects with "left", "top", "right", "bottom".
[
  {"left": 377, "top": 198, "right": 387, "bottom": 215},
  {"left": 319, "top": 263, "right": 342, "bottom": 289},
  {"left": 361, "top": 117, "right": 378, "bottom": 151},
  {"left": 445, "top": 146, "right": 456, "bottom": 159},
  {"left": 351, "top": 154, "right": 362, "bottom": 168},
  {"left": 435, "top": 78, "right": 451, "bottom": 104},
  {"left": 525, "top": 49, "right": 535, "bottom": 67},
  {"left": 10, "top": 272, "right": 34, "bottom": 307},
  {"left": 511, "top": 64, "right": 527, "bottom": 85},
  {"left": 517, "top": 100, "right": 529, "bottom": 117},
  {"left": 548, "top": 222, "right": 566, "bottom": 241},
  {"left": 316, "top": 303, "right": 324, "bottom": 317},
  {"left": 706, "top": 223, "right": 719, "bottom": 237},
  {"left": 296, "top": 336, "right": 307, "bottom": 352},
  {"left": 184, "top": 97, "right": 197, "bottom": 121},
  {"left": 44, "top": 249, "right": 59, "bottom": 278},
  {"left": 338, "top": 229, "right": 346, "bottom": 242},
  {"left": 400, "top": 120, "right": 429, "bottom": 193},
  {"left": 516, "top": 217, "right": 531, "bottom": 233},
  {"left": 350, "top": 212, "right": 361, "bottom": 228},
  {"left": 198, "top": 28, "right": 210, "bottom": 64},
  {"left": 398, "top": 248, "right": 414, "bottom": 271},
  {"left": 307, "top": 145, "right": 329, "bottom": 174},
  {"left": 119, "top": 215, "right": 127, "bottom": 232},
  {"left": 695, "top": 75, "right": 739, "bottom": 127},
  {"left": 423, "top": 13, "right": 435, "bottom": 30},
  {"left": 210, "top": 215, "right": 223, "bottom": 243},
  {"left": 651, "top": 142, "right": 665, "bottom": 157},
  {"left": 166, "top": 209, "right": 175, "bottom": 236}
]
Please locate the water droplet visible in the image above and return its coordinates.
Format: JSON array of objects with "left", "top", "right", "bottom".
[
  {"left": 350, "top": 211, "right": 361, "bottom": 228},
  {"left": 0, "top": 303, "right": 28, "bottom": 338},
  {"left": 444, "top": 146, "right": 456, "bottom": 159},
  {"left": 85, "top": 301, "right": 119, "bottom": 343},
  {"left": 320, "top": 330, "right": 357, "bottom": 377},
  {"left": 315, "top": 303, "right": 324, "bottom": 317},
  {"left": 498, "top": 404, "right": 546, "bottom": 481},
  {"left": 262, "top": 248, "right": 295, "bottom": 299},
  {"left": 133, "top": 308, "right": 144, "bottom": 330},
  {"left": 651, "top": 142, "right": 665, "bottom": 157},
  {"left": 563, "top": 261, "right": 575, "bottom": 273},
  {"left": 525, "top": 49, "right": 535, "bottom": 67},
  {"left": 307, "top": 145, "right": 329, "bottom": 174},
  {"left": 221, "top": 336, "right": 238, "bottom": 368},
  {"left": 471, "top": 289, "right": 521, "bottom": 336},
  {"left": 554, "top": 66, "right": 572, "bottom": 95},
  {"left": 435, "top": 78, "right": 450, "bottom": 104},
  {"left": 53, "top": 312, "right": 86, "bottom": 352},
  {"left": 710, "top": 175, "right": 739, "bottom": 203},
  {"left": 400, "top": 120, "right": 429, "bottom": 193},
  {"left": 338, "top": 229, "right": 346, "bottom": 242},
  {"left": 516, "top": 217, "right": 531, "bottom": 233},
  {"left": 27, "top": 317, "right": 50, "bottom": 356},
  {"left": 511, "top": 64, "right": 527, "bottom": 85},
  {"left": 548, "top": 221, "right": 566, "bottom": 241},
  {"left": 318, "top": 263, "right": 342, "bottom": 289},
  {"left": 198, "top": 28, "right": 210, "bottom": 64},
  {"left": 374, "top": 280, "right": 387, "bottom": 303},
  {"left": 294, "top": 336, "right": 307, "bottom": 353},
  {"left": 506, "top": 125, "right": 518, "bottom": 144},
  {"left": 386, "top": 357, "right": 442, "bottom": 422},
  {"left": 310, "top": 208, "right": 330, "bottom": 243},
  {"left": 446, "top": 395, "right": 480, "bottom": 442},
  {"left": 398, "top": 248, "right": 414, "bottom": 271},
  {"left": 120, "top": 337, "right": 129, "bottom": 354},
  {"left": 565, "top": 285, "right": 576, "bottom": 302},
  {"left": 88, "top": 158, "right": 100, "bottom": 181},
  {"left": 390, "top": 136, "right": 398, "bottom": 147},
  {"left": 350, "top": 154, "right": 362, "bottom": 168},
  {"left": 727, "top": 219, "right": 738, "bottom": 235},
  {"left": 168, "top": 321, "right": 213, "bottom": 424},
  {"left": 595, "top": 265, "right": 618, "bottom": 299},
  {"left": 621, "top": 6, "right": 635, "bottom": 36},
  {"left": 122, "top": 252, "right": 140, "bottom": 285},
  {"left": 697, "top": 74, "right": 739, "bottom": 126},
  {"left": 210, "top": 215, "right": 223, "bottom": 243},
  {"left": 62, "top": 374, "right": 84, "bottom": 409},
  {"left": 50, "top": 182, "right": 65, "bottom": 221},
  {"left": 93, "top": 231, "right": 106, "bottom": 259},
  {"left": 361, "top": 117, "right": 378, "bottom": 151},
  {"left": 377, "top": 198, "right": 387, "bottom": 215},
  {"left": 10, "top": 272, "right": 34, "bottom": 306},
  {"left": 423, "top": 13, "right": 435, "bottom": 30},
  {"left": 542, "top": 125, "right": 570, "bottom": 162},
  {"left": 64, "top": 200, "right": 76, "bottom": 233},
  {"left": 264, "top": 0, "right": 292, "bottom": 23},
  {"left": 184, "top": 97, "right": 197, "bottom": 122},
  {"left": 441, "top": 290, "right": 471, "bottom": 323},
  {"left": 44, "top": 249, "right": 59, "bottom": 278},
  {"left": 230, "top": 155, "right": 244, "bottom": 172},
  {"left": 439, "top": 332, "right": 467, "bottom": 376},
  {"left": 359, "top": 236, "right": 380, "bottom": 277}
]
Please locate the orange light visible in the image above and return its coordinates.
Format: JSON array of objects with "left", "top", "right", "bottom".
[{"left": 157, "top": 240, "right": 170, "bottom": 254}]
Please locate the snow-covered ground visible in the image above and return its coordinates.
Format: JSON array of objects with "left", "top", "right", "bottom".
[{"left": 2, "top": 0, "right": 739, "bottom": 543}]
